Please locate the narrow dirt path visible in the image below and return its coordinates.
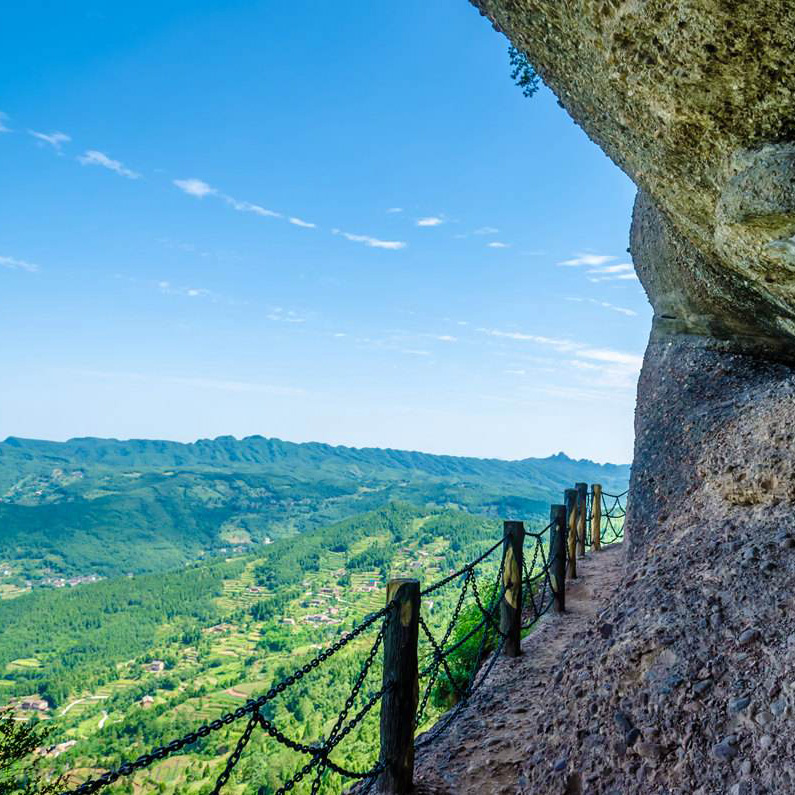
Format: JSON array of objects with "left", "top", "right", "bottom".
[{"left": 413, "top": 542, "right": 626, "bottom": 795}]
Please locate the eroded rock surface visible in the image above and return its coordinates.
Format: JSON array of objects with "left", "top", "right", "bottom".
[
  {"left": 444, "top": 2, "right": 795, "bottom": 792},
  {"left": 471, "top": 1, "right": 795, "bottom": 351}
]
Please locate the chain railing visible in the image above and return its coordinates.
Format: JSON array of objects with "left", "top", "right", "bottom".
[
  {"left": 57, "top": 482, "right": 626, "bottom": 795},
  {"left": 600, "top": 489, "right": 628, "bottom": 544}
]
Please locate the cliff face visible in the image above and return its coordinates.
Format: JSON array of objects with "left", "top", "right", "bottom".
[
  {"left": 470, "top": 0, "right": 795, "bottom": 559},
  {"left": 452, "top": 2, "right": 795, "bottom": 792}
]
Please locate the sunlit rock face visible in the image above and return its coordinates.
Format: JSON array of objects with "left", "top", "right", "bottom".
[{"left": 471, "top": 0, "right": 795, "bottom": 556}]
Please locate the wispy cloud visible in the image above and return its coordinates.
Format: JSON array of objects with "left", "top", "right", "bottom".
[
  {"left": 174, "top": 178, "right": 216, "bottom": 198},
  {"left": 0, "top": 112, "right": 11, "bottom": 133},
  {"left": 78, "top": 150, "right": 140, "bottom": 179},
  {"left": 416, "top": 216, "right": 443, "bottom": 227},
  {"left": 566, "top": 297, "right": 637, "bottom": 316},
  {"left": 157, "top": 280, "right": 212, "bottom": 299},
  {"left": 576, "top": 348, "right": 643, "bottom": 368},
  {"left": 0, "top": 255, "right": 40, "bottom": 273},
  {"left": 586, "top": 262, "right": 638, "bottom": 282},
  {"left": 474, "top": 226, "right": 499, "bottom": 235},
  {"left": 28, "top": 130, "right": 71, "bottom": 151},
  {"left": 487, "top": 241, "right": 510, "bottom": 249},
  {"left": 479, "top": 326, "right": 643, "bottom": 383},
  {"left": 400, "top": 349, "right": 432, "bottom": 357},
  {"left": 267, "top": 307, "right": 307, "bottom": 323},
  {"left": 332, "top": 229, "right": 406, "bottom": 250},
  {"left": 70, "top": 368, "right": 305, "bottom": 397},
  {"left": 420, "top": 333, "right": 458, "bottom": 343},
  {"left": 173, "top": 177, "right": 319, "bottom": 229},
  {"left": 387, "top": 207, "right": 403, "bottom": 214},
  {"left": 557, "top": 253, "right": 616, "bottom": 267},
  {"left": 478, "top": 328, "right": 580, "bottom": 351},
  {"left": 289, "top": 216, "right": 316, "bottom": 229},
  {"left": 223, "top": 196, "right": 281, "bottom": 218}
]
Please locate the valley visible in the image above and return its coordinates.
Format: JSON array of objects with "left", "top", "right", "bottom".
[{"left": 0, "top": 437, "right": 629, "bottom": 793}]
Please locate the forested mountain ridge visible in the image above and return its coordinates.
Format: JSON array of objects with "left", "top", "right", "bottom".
[
  {"left": 0, "top": 434, "right": 627, "bottom": 487},
  {"left": 0, "top": 435, "right": 629, "bottom": 579}
]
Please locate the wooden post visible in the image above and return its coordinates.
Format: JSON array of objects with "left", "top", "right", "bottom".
[
  {"left": 378, "top": 578, "right": 420, "bottom": 794},
  {"left": 549, "top": 504, "right": 566, "bottom": 613},
  {"left": 576, "top": 482, "right": 587, "bottom": 555},
  {"left": 564, "top": 489, "right": 578, "bottom": 579},
  {"left": 591, "top": 484, "right": 603, "bottom": 552},
  {"left": 500, "top": 520, "right": 525, "bottom": 658},
  {"left": 576, "top": 482, "right": 587, "bottom": 557}
]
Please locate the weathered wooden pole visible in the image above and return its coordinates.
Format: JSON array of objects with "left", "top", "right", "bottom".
[
  {"left": 500, "top": 520, "right": 525, "bottom": 658},
  {"left": 591, "top": 484, "right": 603, "bottom": 552},
  {"left": 564, "top": 488, "right": 578, "bottom": 579},
  {"left": 576, "top": 482, "right": 587, "bottom": 556},
  {"left": 549, "top": 504, "right": 567, "bottom": 613},
  {"left": 378, "top": 578, "right": 420, "bottom": 794}
]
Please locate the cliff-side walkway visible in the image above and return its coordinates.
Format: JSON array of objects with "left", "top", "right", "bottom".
[{"left": 413, "top": 543, "right": 626, "bottom": 795}]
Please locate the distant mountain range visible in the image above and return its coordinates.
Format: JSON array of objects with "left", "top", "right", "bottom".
[{"left": 0, "top": 435, "right": 630, "bottom": 576}]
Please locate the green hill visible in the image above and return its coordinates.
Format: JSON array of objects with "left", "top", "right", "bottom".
[{"left": 0, "top": 435, "right": 629, "bottom": 577}]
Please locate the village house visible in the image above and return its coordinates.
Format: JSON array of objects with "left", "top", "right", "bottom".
[
  {"left": 20, "top": 698, "right": 49, "bottom": 712},
  {"left": 144, "top": 660, "right": 165, "bottom": 673}
]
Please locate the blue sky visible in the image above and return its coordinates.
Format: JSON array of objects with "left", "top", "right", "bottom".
[{"left": 0, "top": 0, "right": 649, "bottom": 463}]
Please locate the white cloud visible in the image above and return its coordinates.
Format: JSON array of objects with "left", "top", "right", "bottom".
[
  {"left": 175, "top": 179, "right": 320, "bottom": 230},
  {"left": 576, "top": 348, "right": 644, "bottom": 368},
  {"left": 267, "top": 307, "right": 307, "bottom": 323},
  {"left": 174, "top": 178, "right": 216, "bottom": 198},
  {"left": 289, "top": 216, "right": 316, "bottom": 229},
  {"left": 487, "top": 241, "right": 510, "bottom": 249},
  {"left": 588, "top": 263, "right": 634, "bottom": 275},
  {"left": 479, "top": 326, "right": 643, "bottom": 382},
  {"left": 0, "top": 255, "right": 39, "bottom": 273},
  {"left": 474, "top": 226, "right": 499, "bottom": 235},
  {"left": 478, "top": 328, "right": 581, "bottom": 351},
  {"left": 416, "top": 216, "right": 444, "bottom": 227},
  {"left": 436, "top": 335, "right": 457, "bottom": 342},
  {"left": 73, "top": 369, "right": 305, "bottom": 397},
  {"left": 566, "top": 296, "right": 637, "bottom": 316},
  {"left": 78, "top": 150, "right": 140, "bottom": 179},
  {"left": 332, "top": 229, "right": 406, "bottom": 250},
  {"left": 223, "top": 196, "right": 281, "bottom": 218},
  {"left": 600, "top": 302, "right": 636, "bottom": 316},
  {"left": 557, "top": 253, "right": 616, "bottom": 267},
  {"left": 586, "top": 263, "right": 638, "bottom": 282},
  {"left": 29, "top": 130, "right": 71, "bottom": 151},
  {"left": 0, "top": 112, "right": 11, "bottom": 133},
  {"left": 400, "top": 349, "right": 432, "bottom": 357},
  {"left": 158, "top": 281, "right": 213, "bottom": 299},
  {"left": 387, "top": 207, "right": 403, "bottom": 213}
]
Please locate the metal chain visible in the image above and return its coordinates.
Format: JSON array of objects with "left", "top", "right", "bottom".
[
  {"left": 416, "top": 571, "right": 472, "bottom": 726},
  {"left": 59, "top": 602, "right": 394, "bottom": 795},
  {"left": 61, "top": 502, "right": 623, "bottom": 795},
  {"left": 210, "top": 711, "right": 259, "bottom": 795}
]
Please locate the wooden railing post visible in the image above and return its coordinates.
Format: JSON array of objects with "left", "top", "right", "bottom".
[
  {"left": 549, "top": 504, "right": 566, "bottom": 613},
  {"left": 564, "top": 488, "right": 578, "bottom": 579},
  {"left": 500, "top": 520, "right": 525, "bottom": 658},
  {"left": 576, "top": 482, "right": 587, "bottom": 556},
  {"left": 378, "top": 578, "right": 420, "bottom": 794},
  {"left": 591, "top": 484, "right": 603, "bottom": 551}
]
